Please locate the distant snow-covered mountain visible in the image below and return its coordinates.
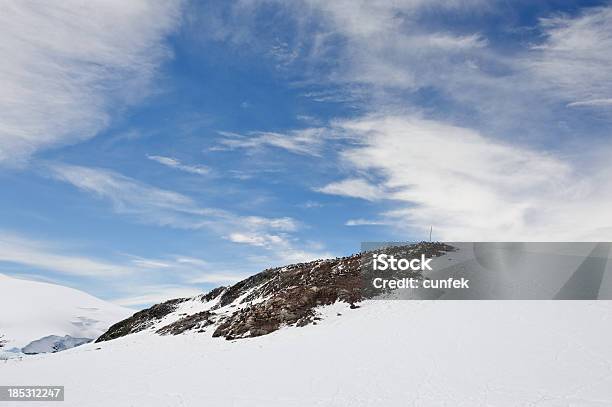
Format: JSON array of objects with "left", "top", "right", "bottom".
[{"left": 0, "top": 274, "right": 132, "bottom": 354}]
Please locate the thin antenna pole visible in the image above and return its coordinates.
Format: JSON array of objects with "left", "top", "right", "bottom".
[{"left": 429, "top": 226, "right": 432, "bottom": 242}]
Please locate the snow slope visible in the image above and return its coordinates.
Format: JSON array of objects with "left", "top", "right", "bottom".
[
  {"left": 3, "top": 300, "right": 612, "bottom": 406},
  {"left": 0, "top": 274, "right": 132, "bottom": 351}
]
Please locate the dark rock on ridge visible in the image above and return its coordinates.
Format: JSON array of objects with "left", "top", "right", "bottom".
[{"left": 96, "top": 298, "right": 186, "bottom": 342}]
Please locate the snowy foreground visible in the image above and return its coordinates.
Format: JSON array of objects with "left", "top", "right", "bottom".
[{"left": 3, "top": 300, "right": 612, "bottom": 407}]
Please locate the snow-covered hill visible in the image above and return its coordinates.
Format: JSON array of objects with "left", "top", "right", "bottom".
[
  {"left": 4, "top": 300, "right": 612, "bottom": 406},
  {"left": 0, "top": 274, "right": 132, "bottom": 353},
  {"left": 96, "top": 242, "right": 452, "bottom": 342},
  {"left": 3, "top": 244, "right": 612, "bottom": 406}
]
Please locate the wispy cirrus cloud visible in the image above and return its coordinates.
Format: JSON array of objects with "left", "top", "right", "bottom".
[
  {"left": 125, "top": 254, "right": 250, "bottom": 286},
  {"left": 315, "top": 178, "right": 384, "bottom": 202},
  {"left": 345, "top": 219, "right": 388, "bottom": 226},
  {"left": 213, "top": 128, "right": 327, "bottom": 156},
  {"left": 48, "top": 163, "right": 216, "bottom": 229},
  {"left": 147, "top": 155, "right": 210, "bottom": 175},
  {"left": 0, "top": 0, "right": 182, "bottom": 166},
  {"left": 227, "top": 232, "right": 286, "bottom": 247},
  {"left": 567, "top": 99, "right": 612, "bottom": 108},
  {"left": 47, "top": 163, "right": 328, "bottom": 263},
  {"left": 0, "top": 231, "right": 266, "bottom": 308},
  {"left": 528, "top": 6, "right": 612, "bottom": 110},
  {"left": 216, "top": 1, "right": 612, "bottom": 136},
  {"left": 0, "top": 232, "right": 216, "bottom": 282},
  {"left": 227, "top": 231, "right": 332, "bottom": 264},
  {"left": 294, "top": 0, "right": 612, "bottom": 136},
  {"left": 0, "top": 232, "right": 134, "bottom": 277},
  {"left": 48, "top": 162, "right": 296, "bottom": 232},
  {"left": 0, "top": 243, "right": 265, "bottom": 310},
  {"left": 299, "top": 0, "right": 488, "bottom": 91}
]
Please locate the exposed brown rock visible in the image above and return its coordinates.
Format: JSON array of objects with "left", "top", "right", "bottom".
[{"left": 157, "top": 311, "right": 217, "bottom": 335}]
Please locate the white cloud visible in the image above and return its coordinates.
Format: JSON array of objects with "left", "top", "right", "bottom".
[
  {"left": 315, "top": 178, "right": 384, "bottom": 201},
  {"left": 174, "top": 256, "right": 209, "bottom": 267},
  {"left": 567, "top": 99, "right": 612, "bottom": 108},
  {"left": 147, "top": 155, "right": 210, "bottom": 175},
  {"left": 237, "top": 2, "right": 612, "bottom": 133},
  {"left": 199, "top": 2, "right": 612, "bottom": 241},
  {"left": 227, "top": 232, "right": 284, "bottom": 247},
  {"left": 215, "top": 128, "right": 327, "bottom": 156},
  {"left": 48, "top": 163, "right": 214, "bottom": 228},
  {"left": 206, "top": 2, "right": 612, "bottom": 135},
  {"left": 0, "top": 1, "right": 182, "bottom": 166},
  {"left": 0, "top": 232, "right": 134, "bottom": 277},
  {"left": 241, "top": 216, "right": 298, "bottom": 232},
  {"left": 283, "top": 0, "right": 489, "bottom": 92},
  {"left": 345, "top": 219, "right": 388, "bottom": 226},
  {"left": 129, "top": 257, "right": 174, "bottom": 269},
  {"left": 227, "top": 231, "right": 332, "bottom": 264},
  {"left": 126, "top": 254, "right": 211, "bottom": 275},
  {"left": 528, "top": 6, "right": 612, "bottom": 108},
  {"left": 317, "top": 115, "right": 612, "bottom": 240}
]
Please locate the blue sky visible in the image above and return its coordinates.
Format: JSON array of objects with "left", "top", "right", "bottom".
[{"left": 2, "top": 0, "right": 612, "bottom": 307}]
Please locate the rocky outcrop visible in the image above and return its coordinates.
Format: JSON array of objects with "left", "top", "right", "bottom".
[
  {"left": 156, "top": 311, "right": 217, "bottom": 335},
  {"left": 211, "top": 255, "right": 363, "bottom": 339},
  {"left": 201, "top": 286, "right": 226, "bottom": 302},
  {"left": 97, "top": 242, "right": 454, "bottom": 342},
  {"left": 96, "top": 298, "right": 186, "bottom": 342}
]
